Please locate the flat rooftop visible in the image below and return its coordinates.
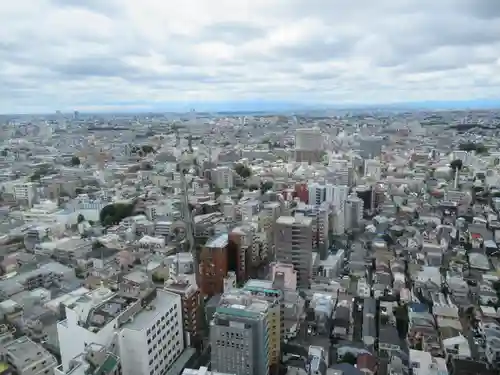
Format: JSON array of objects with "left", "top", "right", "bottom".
[
  {"left": 205, "top": 233, "right": 228, "bottom": 248},
  {"left": 276, "top": 215, "right": 313, "bottom": 226},
  {"left": 123, "top": 289, "right": 180, "bottom": 331}
]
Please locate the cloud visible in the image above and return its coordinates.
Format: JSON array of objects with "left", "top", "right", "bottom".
[{"left": 0, "top": 0, "right": 499, "bottom": 113}]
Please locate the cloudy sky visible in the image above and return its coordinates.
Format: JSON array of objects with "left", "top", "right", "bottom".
[{"left": 1, "top": 0, "right": 499, "bottom": 113}]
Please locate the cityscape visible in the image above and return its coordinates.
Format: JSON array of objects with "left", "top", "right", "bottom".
[
  {"left": 0, "top": 111, "right": 499, "bottom": 375},
  {"left": 1, "top": 1, "right": 500, "bottom": 375}
]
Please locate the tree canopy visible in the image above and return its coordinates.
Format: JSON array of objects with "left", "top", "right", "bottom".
[
  {"left": 234, "top": 163, "right": 251, "bottom": 179},
  {"left": 450, "top": 159, "right": 463, "bottom": 171},
  {"left": 99, "top": 203, "right": 135, "bottom": 226},
  {"left": 458, "top": 142, "right": 488, "bottom": 154},
  {"left": 260, "top": 181, "right": 273, "bottom": 194},
  {"left": 71, "top": 156, "right": 81, "bottom": 166}
]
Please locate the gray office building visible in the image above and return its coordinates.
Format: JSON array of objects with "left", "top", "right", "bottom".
[
  {"left": 210, "top": 291, "right": 270, "bottom": 375},
  {"left": 274, "top": 215, "right": 313, "bottom": 288}
]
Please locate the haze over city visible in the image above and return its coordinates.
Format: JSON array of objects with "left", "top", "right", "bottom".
[{"left": 1, "top": 0, "right": 499, "bottom": 113}]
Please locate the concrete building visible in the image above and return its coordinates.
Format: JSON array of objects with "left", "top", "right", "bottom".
[
  {"left": 54, "top": 343, "right": 120, "bottom": 375},
  {"left": 57, "top": 281, "right": 184, "bottom": 375},
  {"left": 0, "top": 336, "right": 57, "bottom": 375},
  {"left": 243, "top": 280, "right": 283, "bottom": 366},
  {"left": 345, "top": 195, "right": 363, "bottom": 230},
  {"left": 199, "top": 233, "right": 229, "bottom": 296},
  {"left": 212, "top": 166, "right": 234, "bottom": 190},
  {"left": 164, "top": 274, "right": 202, "bottom": 348},
  {"left": 210, "top": 291, "right": 270, "bottom": 375},
  {"left": 275, "top": 215, "right": 313, "bottom": 288},
  {"left": 294, "top": 128, "right": 323, "bottom": 163}
]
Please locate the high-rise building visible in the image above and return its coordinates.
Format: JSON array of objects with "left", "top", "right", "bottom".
[
  {"left": 164, "top": 274, "right": 202, "bottom": 349},
  {"left": 275, "top": 215, "right": 313, "bottom": 288},
  {"left": 294, "top": 128, "right": 323, "bottom": 163},
  {"left": 345, "top": 195, "right": 363, "bottom": 230},
  {"left": 295, "top": 203, "right": 330, "bottom": 259},
  {"left": 199, "top": 233, "right": 229, "bottom": 296},
  {"left": 210, "top": 291, "right": 270, "bottom": 375},
  {"left": 243, "top": 280, "right": 283, "bottom": 366},
  {"left": 57, "top": 281, "right": 184, "bottom": 375},
  {"left": 307, "top": 182, "right": 326, "bottom": 205},
  {"left": 212, "top": 166, "right": 234, "bottom": 190}
]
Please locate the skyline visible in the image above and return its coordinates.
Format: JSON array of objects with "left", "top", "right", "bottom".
[{"left": 1, "top": 0, "right": 499, "bottom": 113}]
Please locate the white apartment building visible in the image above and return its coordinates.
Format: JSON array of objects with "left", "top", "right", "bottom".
[
  {"left": 212, "top": 166, "right": 234, "bottom": 190},
  {"left": 308, "top": 183, "right": 326, "bottom": 205},
  {"left": 57, "top": 286, "right": 184, "bottom": 375},
  {"left": 12, "top": 182, "right": 37, "bottom": 206},
  {"left": 73, "top": 195, "right": 108, "bottom": 222}
]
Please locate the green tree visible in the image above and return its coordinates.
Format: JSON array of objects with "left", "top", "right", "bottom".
[
  {"left": 0, "top": 149, "right": 7, "bottom": 157},
  {"left": 141, "top": 145, "right": 155, "bottom": 154},
  {"left": 450, "top": 159, "right": 463, "bottom": 172},
  {"left": 260, "top": 181, "right": 273, "bottom": 194},
  {"left": 99, "top": 203, "right": 135, "bottom": 226},
  {"left": 71, "top": 156, "right": 81, "bottom": 166},
  {"left": 234, "top": 163, "right": 251, "bottom": 179},
  {"left": 77, "top": 214, "right": 85, "bottom": 223}
]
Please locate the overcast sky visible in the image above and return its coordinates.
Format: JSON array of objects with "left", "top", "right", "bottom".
[{"left": 1, "top": 0, "right": 499, "bottom": 113}]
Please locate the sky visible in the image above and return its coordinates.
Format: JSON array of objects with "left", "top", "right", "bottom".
[{"left": 1, "top": 0, "right": 500, "bottom": 113}]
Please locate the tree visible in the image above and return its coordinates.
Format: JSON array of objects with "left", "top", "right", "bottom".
[
  {"left": 249, "top": 184, "right": 259, "bottom": 191},
  {"left": 339, "top": 352, "right": 357, "bottom": 365},
  {"left": 450, "top": 159, "right": 463, "bottom": 171},
  {"left": 77, "top": 214, "right": 85, "bottom": 223},
  {"left": 458, "top": 142, "right": 488, "bottom": 154},
  {"left": 71, "top": 156, "right": 81, "bottom": 166},
  {"left": 99, "top": 203, "right": 135, "bottom": 226},
  {"left": 234, "top": 163, "right": 251, "bottom": 179},
  {"left": 0, "top": 149, "right": 7, "bottom": 157},
  {"left": 141, "top": 145, "right": 155, "bottom": 154},
  {"left": 260, "top": 181, "right": 273, "bottom": 194}
]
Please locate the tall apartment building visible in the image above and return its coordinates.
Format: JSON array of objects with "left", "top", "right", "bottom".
[
  {"left": 212, "top": 166, "right": 234, "bottom": 190},
  {"left": 199, "top": 233, "right": 229, "bottom": 296},
  {"left": 345, "top": 195, "right": 363, "bottom": 230},
  {"left": 275, "top": 215, "right": 313, "bottom": 289},
  {"left": 57, "top": 277, "right": 184, "bottom": 375},
  {"left": 164, "top": 274, "right": 202, "bottom": 349},
  {"left": 307, "top": 183, "right": 326, "bottom": 205},
  {"left": 294, "top": 128, "right": 323, "bottom": 163},
  {"left": 243, "top": 280, "right": 283, "bottom": 366},
  {"left": 210, "top": 291, "right": 270, "bottom": 375},
  {"left": 295, "top": 203, "right": 330, "bottom": 259}
]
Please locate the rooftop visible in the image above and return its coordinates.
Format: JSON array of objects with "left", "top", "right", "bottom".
[
  {"left": 205, "top": 233, "right": 228, "bottom": 248},
  {"left": 276, "top": 215, "right": 313, "bottom": 226}
]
